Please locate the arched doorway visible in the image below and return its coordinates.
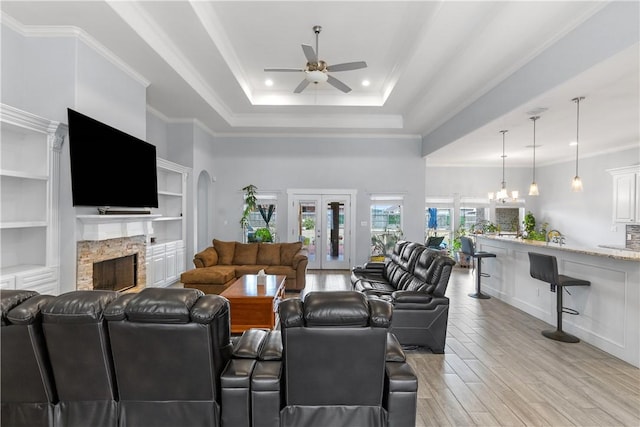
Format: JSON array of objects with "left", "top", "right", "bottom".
[{"left": 197, "top": 171, "right": 211, "bottom": 251}]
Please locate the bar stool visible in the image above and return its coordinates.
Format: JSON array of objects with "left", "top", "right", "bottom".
[
  {"left": 461, "top": 236, "right": 496, "bottom": 299},
  {"left": 528, "top": 252, "right": 590, "bottom": 343}
]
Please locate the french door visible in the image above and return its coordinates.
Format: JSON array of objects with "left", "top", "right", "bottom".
[{"left": 288, "top": 191, "right": 354, "bottom": 270}]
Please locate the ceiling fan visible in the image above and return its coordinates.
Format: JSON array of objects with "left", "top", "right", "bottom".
[{"left": 264, "top": 25, "right": 367, "bottom": 94}]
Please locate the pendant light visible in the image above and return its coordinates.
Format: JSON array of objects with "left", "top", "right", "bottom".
[
  {"left": 490, "top": 130, "right": 518, "bottom": 203},
  {"left": 571, "top": 96, "right": 585, "bottom": 192},
  {"left": 529, "top": 116, "right": 540, "bottom": 196}
]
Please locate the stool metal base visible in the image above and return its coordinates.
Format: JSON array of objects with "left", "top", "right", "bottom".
[
  {"left": 468, "top": 292, "right": 490, "bottom": 299},
  {"left": 542, "top": 329, "right": 580, "bottom": 343}
]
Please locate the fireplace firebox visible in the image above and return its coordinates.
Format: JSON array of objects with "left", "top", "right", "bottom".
[{"left": 93, "top": 254, "right": 137, "bottom": 292}]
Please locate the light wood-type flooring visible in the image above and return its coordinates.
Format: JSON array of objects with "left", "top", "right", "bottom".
[{"left": 299, "top": 267, "right": 640, "bottom": 427}]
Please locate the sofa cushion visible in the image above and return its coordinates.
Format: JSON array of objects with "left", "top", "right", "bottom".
[
  {"left": 257, "top": 243, "right": 281, "bottom": 265},
  {"left": 234, "top": 265, "right": 268, "bottom": 277},
  {"left": 195, "top": 247, "right": 219, "bottom": 268},
  {"left": 264, "top": 265, "right": 295, "bottom": 279},
  {"left": 233, "top": 243, "right": 259, "bottom": 265},
  {"left": 280, "top": 242, "right": 302, "bottom": 265},
  {"left": 213, "top": 239, "right": 236, "bottom": 265},
  {"left": 181, "top": 266, "right": 236, "bottom": 285}
]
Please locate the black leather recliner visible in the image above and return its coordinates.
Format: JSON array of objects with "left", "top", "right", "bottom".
[
  {"left": 42, "top": 290, "right": 120, "bottom": 427},
  {"left": 103, "top": 288, "right": 233, "bottom": 427},
  {"left": 352, "top": 241, "right": 456, "bottom": 352},
  {"left": 236, "top": 291, "right": 418, "bottom": 427},
  {"left": 1, "top": 290, "right": 57, "bottom": 427}
]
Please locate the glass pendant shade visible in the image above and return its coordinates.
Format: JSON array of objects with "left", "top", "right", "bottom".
[
  {"left": 491, "top": 130, "right": 518, "bottom": 203},
  {"left": 571, "top": 176, "right": 583, "bottom": 192},
  {"left": 529, "top": 116, "right": 540, "bottom": 196}
]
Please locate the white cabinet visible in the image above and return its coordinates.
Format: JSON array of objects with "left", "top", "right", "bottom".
[
  {"left": 146, "top": 240, "right": 185, "bottom": 288},
  {"left": 608, "top": 166, "right": 640, "bottom": 223},
  {"left": 0, "top": 104, "right": 65, "bottom": 295}
]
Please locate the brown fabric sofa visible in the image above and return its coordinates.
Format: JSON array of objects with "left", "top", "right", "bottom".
[{"left": 180, "top": 239, "right": 308, "bottom": 293}]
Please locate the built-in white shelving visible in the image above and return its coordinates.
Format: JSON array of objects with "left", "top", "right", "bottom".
[
  {"left": 0, "top": 104, "right": 66, "bottom": 295},
  {"left": 146, "top": 158, "right": 190, "bottom": 287}
]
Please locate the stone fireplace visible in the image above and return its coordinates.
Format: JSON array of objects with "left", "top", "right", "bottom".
[
  {"left": 77, "top": 236, "right": 146, "bottom": 291},
  {"left": 76, "top": 214, "right": 157, "bottom": 291}
]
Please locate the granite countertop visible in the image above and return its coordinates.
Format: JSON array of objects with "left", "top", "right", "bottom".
[{"left": 476, "top": 234, "right": 640, "bottom": 262}]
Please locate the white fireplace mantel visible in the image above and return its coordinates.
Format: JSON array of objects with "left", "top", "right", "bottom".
[{"left": 76, "top": 214, "right": 160, "bottom": 241}]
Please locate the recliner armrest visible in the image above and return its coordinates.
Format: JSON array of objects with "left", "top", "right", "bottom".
[
  {"left": 363, "top": 261, "right": 385, "bottom": 270},
  {"left": 385, "top": 361, "right": 418, "bottom": 427},
  {"left": 233, "top": 328, "right": 269, "bottom": 358},
  {"left": 390, "top": 290, "right": 432, "bottom": 304}
]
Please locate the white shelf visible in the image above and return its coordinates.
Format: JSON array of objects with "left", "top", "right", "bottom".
[
  {"left": 1, "top": 221, "right": 47, "bottom": 229},
  {"left": 153, "top": 216, "right": 183, "bottom": 222},
  {"left": 158, "top": 190, "right": 182, "bottom": 197},
  {"left": 0, "top": 169, "right": 48, "bottom": 180}
]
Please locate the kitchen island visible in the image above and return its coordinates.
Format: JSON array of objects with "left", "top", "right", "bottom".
[{"left": 474, "top": 235, "right": 640, "bottom": 367}]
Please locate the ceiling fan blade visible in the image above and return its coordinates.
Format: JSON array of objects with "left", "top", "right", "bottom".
[
  {"left": 264, "top": 68, "right": 304, "bottom": 72},
  {"left": 327, "top": 75, "right": 351, "bottom": 93},
  {"left": 301, "top": 44, "right": 317, "bottom": 63},
  {"left": 326, "top": 61, "right": 368, "bottom": 72},
  {"left": 294, "top": 79, "right": 310, "bottom": 93}
]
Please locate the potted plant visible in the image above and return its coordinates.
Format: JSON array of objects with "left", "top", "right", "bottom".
[
  {"left": 240, "top": 184, "right": 258, "bottom": 242},
  {"left": 254, "top": 227, "right": 272, "bottom": 243},
  {"left": 523, "top": 211, "right": 547, "bottom": 241},
  {"left": 452, "top": 222, "right": 470, "bottom": 267}
]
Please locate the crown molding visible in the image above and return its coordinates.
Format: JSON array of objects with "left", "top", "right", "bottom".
[
  {"left": 1, "top": 12, "right": 149, "bottom": 88},
  {"left": 106, "top": 0, "right": 234, "bottom": 126}
]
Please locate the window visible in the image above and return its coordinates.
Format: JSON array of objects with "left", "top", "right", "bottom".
[
  {"left": 245, "top": 194, "right": 278, "bottom": 242},
  {"left": 370, "top": 196, "right": 403, "bottom": 258}
]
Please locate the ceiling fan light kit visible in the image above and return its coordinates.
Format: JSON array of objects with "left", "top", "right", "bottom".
[
  {"left": 306, "top": 70, "right": 328, "bottom": 84},
  {"left": 264, "top": 25, "right": 367, "bottom": 94}
]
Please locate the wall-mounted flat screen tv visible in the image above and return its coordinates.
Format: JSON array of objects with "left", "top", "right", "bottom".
[{"left": 68, "top": 108, "right": 158, "bottom": 208}]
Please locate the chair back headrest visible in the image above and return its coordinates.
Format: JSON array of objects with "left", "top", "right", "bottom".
[
  {"left": 42, "top": 290, "right": 119, "bottom": 324},
  {"left": 460, "top": 236, "right": 475, "bottom": 255},
  {"left": 116, "top": 288, "right": 204, "bottom": 324},
  {"left": 1, "top": 290, "right": 39, "bottom": 326},
  {"left": 528, "top": 252, "right": 560, "bottom": 285},
  {"left": 413, "top": 250, "right": 438, "bottom": 283},
  {"left": 390, "top": 240, "right": 408, "bottom": 263},
  {"left": 280, "top": 291, "right": 392, "bottom": 329},
  {"left": 428, "top": 255, "right": 456, "bottom": 297}
]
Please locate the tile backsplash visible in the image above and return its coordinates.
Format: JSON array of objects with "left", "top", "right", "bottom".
[{"left": 626, "top": 224, "right": 640, "bottom": 251}]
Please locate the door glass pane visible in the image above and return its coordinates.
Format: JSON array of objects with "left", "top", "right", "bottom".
[
  {"left": 370, "top": 204, "right": 403, "bottom": 258},
  {"left": 325, "top": 202, "right": 345, "bottom": 261},
  {"left": 298, "top": 201, "right": 317, "bottom": 262}
]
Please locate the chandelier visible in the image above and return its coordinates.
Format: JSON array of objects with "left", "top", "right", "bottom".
[{"left": 489, "top": 130, "right": 519, "bottom": 203}]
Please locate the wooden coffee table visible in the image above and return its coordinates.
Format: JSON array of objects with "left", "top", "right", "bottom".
[{"left": 221, "top": 274, "right": 287, "bottom": 333}]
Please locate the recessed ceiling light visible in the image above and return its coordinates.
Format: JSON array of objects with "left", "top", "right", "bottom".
[
  {"left": 569, "top": 141, "right": 578, "bottom": 146},
  {"left": 265, "top": 79, "right": 274, "bottom": 87},
  {"left": 361, "top": 80, "right": 370, "bottom": 87}
]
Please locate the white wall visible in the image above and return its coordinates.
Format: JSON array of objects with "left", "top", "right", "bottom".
[{"left": 211, "top": 135, "right": 425, "bottom": 266}]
